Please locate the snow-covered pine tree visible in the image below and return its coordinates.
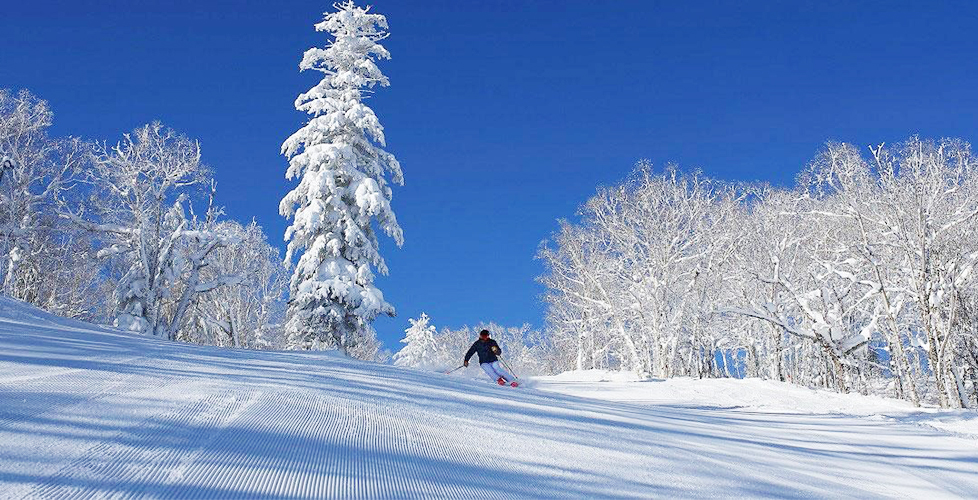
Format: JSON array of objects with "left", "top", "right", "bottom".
[
  {"left": 281, "top": 1, "right": 403, "bottom": 356},
  {"left": 393, "top": 313, "right": 438, "bottom": 368}
]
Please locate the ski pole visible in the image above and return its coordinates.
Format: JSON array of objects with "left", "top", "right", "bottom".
[
  {"left": 498, "top": 356, "right": 520, "bottom": 380},
  {"left": 445, "top": 364, "right": 465, "bottom": 375}
]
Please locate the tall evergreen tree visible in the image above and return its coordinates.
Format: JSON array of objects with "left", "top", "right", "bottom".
[{"left": 281, "top": 1, "right": 403, "bottom": 355}]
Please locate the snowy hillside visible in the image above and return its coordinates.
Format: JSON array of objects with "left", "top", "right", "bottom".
[{"left": 1, "top": 297, "right": 976, "bottom": 499}]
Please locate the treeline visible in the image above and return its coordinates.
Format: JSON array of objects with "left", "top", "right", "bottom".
[
  {"left": 392, "top": 313, "right": 556, "bottom": 377},
  {"left": 536, "top": 139, "right": 978, "bottom": 409},
  {"left": 0, "top": 89, "right": 290, "bottom": 350}
]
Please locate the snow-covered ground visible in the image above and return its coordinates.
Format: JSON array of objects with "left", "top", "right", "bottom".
[
  {"left": 534, "top": 370, "right": 978, "bottom": 440},
  {"left": 1, "top": 298, "right": 976, "bottom": 499}
]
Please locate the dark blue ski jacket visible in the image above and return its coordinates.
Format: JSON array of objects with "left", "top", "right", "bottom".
[{"left": 464, "top": 338, "right": 501, "bottom": 365}]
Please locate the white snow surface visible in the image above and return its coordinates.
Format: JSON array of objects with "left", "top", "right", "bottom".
[
  {"left": 1, "top": 298, "right": 976, "bottom": 499},
  {"left": 534, "top": 370, "right": 978, "bottom": 440}
]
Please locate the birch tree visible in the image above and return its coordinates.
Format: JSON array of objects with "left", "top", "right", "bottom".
[
  {"left": 538, "top": 141, "right": 978, "bottom": 408},
  {"left": 871, "top": 138, "right": 978, "bottom": 408},
  {"left": 0, "top": 89, "right": 98, "bottom": 317},
  {"left": 66, "top": 122, "right": 239, "bottom": 339},
  {"left": 800, "top": 143, "right": 922, "bottom": 403},
  {"left": 185, "top": 220, "right": 288, "bottom": 349}
]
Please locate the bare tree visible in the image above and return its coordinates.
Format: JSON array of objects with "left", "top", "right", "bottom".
[
  {"left": 539, "top": 140, "right": 978, "bottom": 408},
  {"left": 183, "top": 220, "right": 288, "bottom": 349},
  {"left": 0, "top": 89, "right": 98, "bottom": 317},
  {"left": 64, "top": 122, "right": 239, "bottom": 340}
]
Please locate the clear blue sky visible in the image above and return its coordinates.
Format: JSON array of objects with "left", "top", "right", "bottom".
[{"left": 3, "top": 1, "right": 977, "bottom": 350}]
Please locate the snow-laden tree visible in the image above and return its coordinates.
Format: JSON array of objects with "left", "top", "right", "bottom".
[
  {"left": 868, "top": 138, "right": 978, "bottom": 408},
  {"left": 538, "top": 220, "right": 617, "bottom": 372},
  {"left": 392, "top": 313, "right": 438, "bottom": 368},
  {"left": 539, "top": 139, "right": 978, "bottom": 408},
  {"left": 0, "top": 89, "right": 98, "bottom": 317},
  {"left": 795, "top": 144, "right": 922, "bottom": 403},
  {"left": 0, "top": 88, "right": 295, "bottom": 351},
  {"left": 730, "top": 191, "right": 882, "bottom": 393},
  {"left": 0, "top": 88, "right": 58, "bottom": 296},
  {"left": 725, "top": 187, "right": 810, "bottom": 383},
  {"left": 280, "top": 1, "right": 403, "bottom": 357},
  {"left": 183, "top": 220, "right": 288, "bottom": 349},
  {"left": 66, "top": 122, "right": 239, "bottom": 339},
  {"left": 785, "top": 139, "right": 978, "bottom": 407},
  {"left": 539, "top": 165, "right": 745, "bottom": 378},
  {"left": 610, "top": 166, "right": 744, "bottom": 379}
]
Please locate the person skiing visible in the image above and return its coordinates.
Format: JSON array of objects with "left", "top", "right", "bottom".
[{"left": 464, "top": 329, "right": 518, "bottom": 387}]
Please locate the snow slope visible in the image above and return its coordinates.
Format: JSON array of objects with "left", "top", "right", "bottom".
[
  {"left": 1, "top": 298, "right": 976, "bottom": 499},
  {"left": 535, "top": 370, "right": 978, "bottom": 440}
]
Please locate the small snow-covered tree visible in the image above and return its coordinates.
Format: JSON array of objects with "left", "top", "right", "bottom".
[
  {"left": 280, "top": 1, "right": 403, "bottom": 357},
  {"left": 393, "top": 313, "right": 438, "bottom": 368}
]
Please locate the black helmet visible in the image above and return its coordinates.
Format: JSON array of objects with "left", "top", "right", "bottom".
[{"left": 479, "top": 329, "right": 490, "bottom": 337}]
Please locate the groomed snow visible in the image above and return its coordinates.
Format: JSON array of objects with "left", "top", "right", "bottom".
[{"left": 1, "top": 297, "right": 976, "bottom": 499}]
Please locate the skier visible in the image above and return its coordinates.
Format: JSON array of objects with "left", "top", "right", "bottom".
[{"left": 464, "top": 329, "right": 518, "bottom": 387}]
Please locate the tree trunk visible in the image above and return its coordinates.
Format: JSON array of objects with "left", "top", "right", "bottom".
[
  {"left": 952, "top": 363, "right": 968, "bottom": 409},
  {"left": 926, "top": 331, "right": 951, "bottom": 408}
]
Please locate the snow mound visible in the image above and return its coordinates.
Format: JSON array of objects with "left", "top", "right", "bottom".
[{"left": 1, "top": 297, "right": 977, "bottom": 499}]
